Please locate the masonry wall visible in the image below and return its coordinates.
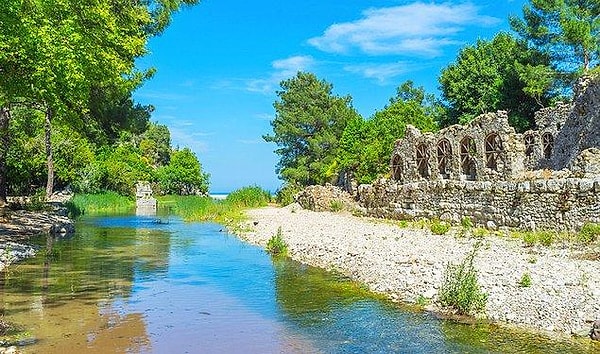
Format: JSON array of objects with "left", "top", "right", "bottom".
[{"left": 358, "top": 177, "right": 600, "bottom": 230}]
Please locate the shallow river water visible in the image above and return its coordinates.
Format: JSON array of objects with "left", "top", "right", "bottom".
[{"left": 0, "top": 214, "right": 596, "bottom": 353}]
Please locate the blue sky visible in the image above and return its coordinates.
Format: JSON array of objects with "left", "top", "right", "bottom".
[{"left": 134, "top": 0, "right": 527, "bottom": 193}]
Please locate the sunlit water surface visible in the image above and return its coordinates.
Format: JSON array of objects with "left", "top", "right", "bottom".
[{"left": 0, "top": 214, "right": 596, "bottom": 353}]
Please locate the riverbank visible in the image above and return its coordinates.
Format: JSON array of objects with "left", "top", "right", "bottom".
[
  {"left": 0, "top": 208, "right": 74, "bottom": 272},
  {"left": 239, "top": 204, "right": 600, "bottom": 338}
]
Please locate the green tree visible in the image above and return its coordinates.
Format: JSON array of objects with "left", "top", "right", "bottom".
[
  {"left": 439, "top": 32, "right": 552, "bottom": 131},
  {"left": 0, "top": 0, "right": 199, "bottom": 201},
  {"left": 264, "top": 72, "right": 360, "bottom": 186},
  {"left": 338, "top": 82, "right": 438, "bottom": 184},
  {"left": 103, "top": 145, "right": 154, "bottom": 195},
  {"left": 157, "top": 148, "right": 209, "bottom": 195},
  {"left": 510, "top": 0, "right": 599, "bottom": 75},
  {"left": 140, "top": 123, "right": 171, "bottom": 168}
]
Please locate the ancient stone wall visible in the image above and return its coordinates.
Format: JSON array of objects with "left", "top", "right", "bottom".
[
  {"left": 358, "top": 75, "right": 600, "bottom": 231},
  {"left": 358, "top": 177, "right": 600, "bottom": 230}
]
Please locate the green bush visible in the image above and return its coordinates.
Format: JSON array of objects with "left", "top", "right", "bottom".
[
  {"left": 461, "top": 216, "right": 474, "bottom": 229},
  {"left": 225, "top": 185, "right": 271, "bottom": 208},
  {"left": 578, "top": 223, "right": 600, "bottom": 244},
  {"left": 522, "top": 232, "right": 537, "bottom": 247},
  {"left": 275, "top": 183, "right": 301, "bottom": 206},
  {"left": 329, "top": 200, "right": 344, "bottom": 212},
  {"left": 266, "top": 227, "right": 288, "bottom": 257},
  {"left": 439, "top": 245, "right": 488, "bottom": 315},
  {"left": 519, "top": 272, "right": 532, "bottom": 287},
  {"left": 430, "top": 219, "right": 450, "bottom": 235},
  {"left": 537, "top": 231, "right": 555, "bottom": 246}
]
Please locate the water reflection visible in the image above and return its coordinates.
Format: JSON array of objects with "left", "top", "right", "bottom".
[{"left": 0, "top": 215, "right": 596, "bottom": 353}]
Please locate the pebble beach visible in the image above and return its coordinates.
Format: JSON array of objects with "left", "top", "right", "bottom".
[{"left": 239, "top": 204, "right": 600, "bottom": 337}]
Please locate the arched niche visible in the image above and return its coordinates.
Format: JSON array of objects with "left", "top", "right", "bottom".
[
  {"left": 437, "top": 139, "right": 452, "bottom": 179},
  {"left": 485, "top": 133, "right": 503, "bottom": 170},
  {"left": 460, "top": 136, "right": 477, "bottom": 180}
]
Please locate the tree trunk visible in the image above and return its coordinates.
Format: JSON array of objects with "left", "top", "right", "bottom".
[
  {"left": 0, "top": 107, "right": 10, "bottom": 208},
  {"left": 45, "top": 106, "right": 54, "bottom": 199}
]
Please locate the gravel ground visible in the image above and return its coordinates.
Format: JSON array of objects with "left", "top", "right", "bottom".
[{"left": 238, "top": 204, "right": 600, "bottom": 337}]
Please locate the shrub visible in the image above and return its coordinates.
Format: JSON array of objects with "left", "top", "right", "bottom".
[
  {"left": 275, "top": 183, "right": 301, "bottom": 206},
  {"left": 522, "top": 232, "right": 537, "bottom": 247},
  {"left": 226, "top": 185, "right": 271, "bottom": 208},
  {"left": 578, "top": 223, "right": 600, "bottom": 244},
  {"left": 537, "top": 231, "right": 555, "bottom": 246},
  {"left": 266, "top": 227, "right": 288, "bottom": 257},
  {"left": 329, "top": 199, "right": 344, "bottom": 212},
  {"left": 461, "top": 216, "right": 474, "bottom": 229},
  {"left": 519, "top": 272, "right": 532, "bottom": 287},
  {"left": 430, "top": 219, "right": 450, "bottom": 235},
  {"left": 439, "top": 245, "right": 488, "bottom": 315}
]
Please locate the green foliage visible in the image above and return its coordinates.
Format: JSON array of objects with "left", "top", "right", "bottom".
[
  {"left": 140, "top": 123, "right": 171, "bottom": 167},
  {"left": 537, "top": 231, "right": 555, "bottom": 246},
  {"left": 275, "top": 183, "right": 301, "bottom": 206},
  {"left": 439, "top": 32, "right": 552, "bottom": 132},
  {"left": 522, "top": 231, "right": 537, "bottom": 247},
  {"left": 103, "top": 145, "right": 154, "bottom": 196},
  {"left": 461, "top": 216, "right": 474, "bottom": 229},
  {"left": 329, "top": 200, "right": 344, "bottom": 212},
  {"left": 578, "top": 223, "right": 600, "bottom": 243},
  {"left": 69, "top": 192, "right": 135, "bottom": 215},
  {"left": 264, "top": 72, "right": 360, "bottom": 186},
  {"left": 519, "top": 272, "right": 532, "bottom": 287},
  {"left": 156, "top": 147, "right": 209, "bottom": 196},
  {"left": 266, "top": 227, "right": 288, "bottom": 257},
  {"left": 439, "top": 245, "right": 488, "bottom": 315},
  {"left": 430, "top": 219, "right": 451, "bottom": 235},
  {"left": 337, "top": 81, "right": 439, "bottom": 183},
  {"left": 225, "top": 186, "right": 271, "bottom": 208},
  {"left": 510, "top": 0, "right": 599, "bottom": 76}
]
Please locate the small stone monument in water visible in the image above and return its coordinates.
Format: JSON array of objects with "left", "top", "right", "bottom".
[{"left": 136, "top": 181, "right": 157, "bottom": 215}]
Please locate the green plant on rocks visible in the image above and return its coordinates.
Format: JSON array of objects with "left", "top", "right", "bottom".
[
  {"left": 439, "top": 243, "right": 488, "bottom": 315},
  {"left": 578, "top": 223, "right": 600, "bottom": 244},
  {"left": 329, "top": 199, "right": 344, "bottom": 212},
  {"left": 461, "top": 216, "right": 474, "bottom": 229},
  {"left": 519, "top": 272, "right": 532, "bottom": 287},
  {"left": 430, "top": 219, "right": 450, "bottom": 235},
  {"left": 266, "top": 227, "right": 288, "bottom": 257}
]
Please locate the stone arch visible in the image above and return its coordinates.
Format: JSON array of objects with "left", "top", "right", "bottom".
[
  {"left": 415, "top": 143, "right": 430, "bottom": 178},
  {"left": 542, "top": 132, "right": 554, "bottom": 159},
  {"left": 437, "top": 139, "right": 452, "bottom": 179},
  {"left": 485, "top": 132, "right": 503, "bottom": 170},
  {"left": 524, "top": 133, "right": 535, "bottom": 157},
  {"left": 391, "top": 154, "right": 403, "bottom": 181},
  {"left": 460, "top": 136, "right": 477, "bottom": 180}
]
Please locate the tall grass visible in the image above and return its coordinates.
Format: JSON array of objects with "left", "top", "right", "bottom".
[
  {"left": 67, "top": 192, "right": 135, "bottom": 216},
  {"left": 157, "top": 186, "right": 272, "bottom": 226}
]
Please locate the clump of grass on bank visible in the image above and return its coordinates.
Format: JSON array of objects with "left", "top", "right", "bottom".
[
  {"left": 430, "top": 219, "right": 450, "bottom": 235},
  {"left": 266, "top": 227, "right": 288, "bottom": 257},
  {"left": 439, "top": 243, "right": 488, "bottom": 315},
  {"left": 67, "top": 192, "right": 135, "bottom": 216},
  {"left": 158, "top": 186, "right": 272, "bottom": 228}
]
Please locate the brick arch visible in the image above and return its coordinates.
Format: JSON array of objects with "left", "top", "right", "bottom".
[{"left": 437, "top": 139, "right": 452, "bottom": 179}]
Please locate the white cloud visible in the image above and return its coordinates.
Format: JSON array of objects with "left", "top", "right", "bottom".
[
  {"left": 344, "top": 62, "right": 413, "bottom": 84},
  {"left": 308, "top": 2, "right": 500, "bottom": 57},
  {"left": 246, "top": 55, "right": 315, "bottom": 94}
]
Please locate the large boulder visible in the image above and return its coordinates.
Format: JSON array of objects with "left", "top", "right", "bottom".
[{"left": 295, "top": 184, "right": 357, "bottom": 212}]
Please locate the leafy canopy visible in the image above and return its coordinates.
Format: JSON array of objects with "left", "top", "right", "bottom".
[
  {"left": 264, "top": 72, "right": 360, "bottom": 186},
  {"left": 510, "top": 0, "right": 599, "bottom": 74},
  {"left": 439, "top": 32, "right": 552, "bottom": 132}
]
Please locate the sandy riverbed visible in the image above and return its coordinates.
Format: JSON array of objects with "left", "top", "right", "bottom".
[{"left": 238, "top": 204, "right": 600, "bottom": 337}]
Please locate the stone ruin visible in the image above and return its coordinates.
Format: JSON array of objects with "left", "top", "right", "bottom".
[
  {"left": 136, "top": 181, "right": 157, "bottom": 215},
  {"left": 357, "top": 76, "right": 600, "bottom": 231}
]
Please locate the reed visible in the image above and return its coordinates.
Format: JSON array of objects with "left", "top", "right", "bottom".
[{"left": 68, "top": 192, "right": 134, "bottom": 216}]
